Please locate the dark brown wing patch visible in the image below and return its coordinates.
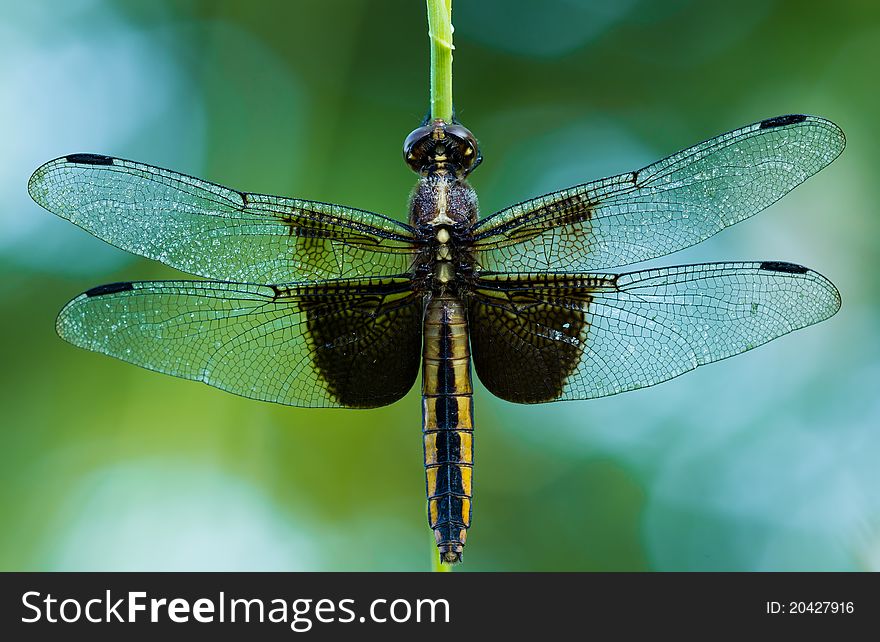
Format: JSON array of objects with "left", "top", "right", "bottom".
[
  {"left": 473, "top": 192, "right": 595, "bottom": 249},
  {"left": 467, "top": 274, "right": 606, "bottom": 403},
  {"left": 299, "top": 280, "right": 423, "bottom": 408}
]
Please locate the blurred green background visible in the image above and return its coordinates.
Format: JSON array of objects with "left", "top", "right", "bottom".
[{"left": 2, "top": 0, "right": 878, "bottom": 571}]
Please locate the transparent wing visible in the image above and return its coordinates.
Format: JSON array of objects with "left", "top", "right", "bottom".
[
  {"left": 471, "top": 115, "right": 845, "bottom": 272},
  {"left": 467, "top": 261, "right": 840, "bottom": 403},
  {"left": 29, "top": 155, "right": 421, "bottom": 282},
  {"left": 56, "top": 277, "right": 423, "bottom": 408}
]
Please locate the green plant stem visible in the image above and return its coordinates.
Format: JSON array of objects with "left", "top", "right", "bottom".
[{"left": 426, "top": 0, "right": 454, "bottom": 122}]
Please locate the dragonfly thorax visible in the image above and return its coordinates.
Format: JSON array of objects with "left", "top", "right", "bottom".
[
  {"left": 409, "top": 173, "right": 477, "bottom": 291},
  {"left": 409, "top": 174, "right": 479, "bottom": 230}
]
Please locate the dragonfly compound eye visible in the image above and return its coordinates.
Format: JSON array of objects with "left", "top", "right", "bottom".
[
  {"left": 443, "top": 123, "right": 482, "bottom": 174},
  {"left": 403, "top": 125, "right": 435, "bottom": 173}
]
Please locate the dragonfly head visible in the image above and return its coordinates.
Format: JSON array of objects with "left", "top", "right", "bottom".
[{"left": 403, "top": 119, "right": 482, "bottom": 177}]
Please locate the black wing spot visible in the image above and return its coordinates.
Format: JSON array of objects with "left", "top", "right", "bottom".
[
  {"left": 759, "top": 115, "right": 808, "bottom": 129},
  {"left": 65, "top": 153, "right": 115, "bottom": 166},
  {"left": 759, "top": 261, "right": 809, "bottom": 274},
  {"left": 85, "top": 282, "right": 135, "bottom": 297}
]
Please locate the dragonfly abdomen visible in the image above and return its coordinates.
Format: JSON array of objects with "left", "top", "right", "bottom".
[{"left": 422, "top": 294, "right": 473, "bottom": 564}]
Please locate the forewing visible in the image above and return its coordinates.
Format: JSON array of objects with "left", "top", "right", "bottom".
[
  {"left": 29, "top": 155, "right": 421, "bottom": 282},
  {"left": 472, "top": 115, "right": 844, "bottom": 272},
  {"left": 56, "top": 277, "right": 423, "bottom": 408},
  {"left": 468, "top": 262, "right": 840, "bottom": 403}
]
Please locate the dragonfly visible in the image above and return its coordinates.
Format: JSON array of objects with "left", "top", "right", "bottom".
[{"left": 29, "top": 113, "right": 843, "bottom": 564}]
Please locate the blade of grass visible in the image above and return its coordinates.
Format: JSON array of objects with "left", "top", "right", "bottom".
[{"left": 426, "top": 0, "right": 454, "bottom": 121}]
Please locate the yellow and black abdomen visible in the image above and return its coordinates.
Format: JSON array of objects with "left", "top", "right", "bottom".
[{"left": 422, "top": 294, "right": 474, "bottom": 564}]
